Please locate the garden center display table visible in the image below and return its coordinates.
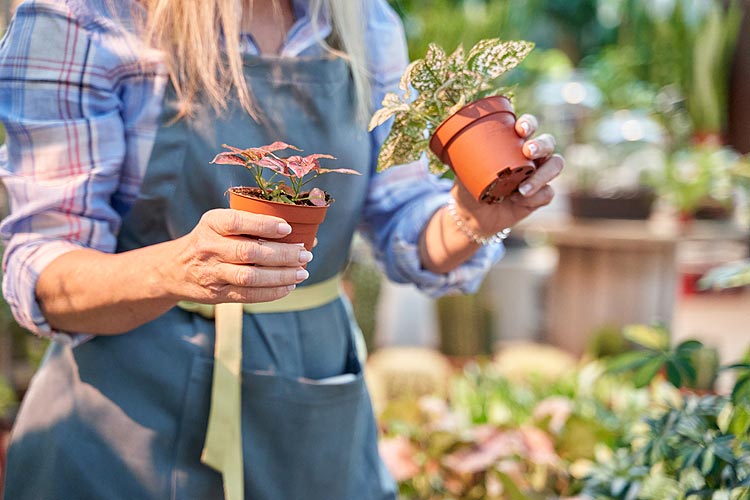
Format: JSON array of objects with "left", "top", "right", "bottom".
[{"left": 522, "top": 217, "right": 747, "bottom": 356}]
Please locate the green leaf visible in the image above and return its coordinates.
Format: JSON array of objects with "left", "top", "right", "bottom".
[
  {"left": 426, "top": 150, "right": 448, "bottom": 176},
  {"left": 465, "top": 39, "right": 535, "bottom": 80},
  {"left": 732, "top": 376, "right": 750, "bottom": 407},
  {"left": 447, "top": 44, "right": 465, "bottom": 73},
  {"left": 633, "top": 357, "right": 665, "bottom": 388},
  {"left": 623, "top": 324, "right": 670, "bottom": 351},
  {"left": 368, "top": 93, "right": 408, "bottom": 131},
  {"left": 701, "top": 448, "right": 716, "bottom": 476},
  {"left": 665, "top": 359, "right": 685, "bottom": 387},
  {"left": 676, "top": 340, "right": 704, "bottom": 353},
  {"left": 723, "top": 362, "right": 750, "bottom": 371},
  {"left": 406, "top": 59, "right": 440, "bottom": 97},
  {"left": 608, "top": 350, "right": 657, "bottom": 373},
  {"left": 376, "top": 114, "right": 428, "bottom": 171},
  {"left": 423, "top": 43, "right": 448, "bottom": 83},
  {"left": 673, "top": 355, "right": 698, "bottom": 386}
]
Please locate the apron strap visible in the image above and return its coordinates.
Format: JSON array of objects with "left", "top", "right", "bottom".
[
  {"left": 202, "top": 302, "right": 245, "bottom": 500},
  {"left": 177, "top": 274, "right": 343, "bottom": 500}
]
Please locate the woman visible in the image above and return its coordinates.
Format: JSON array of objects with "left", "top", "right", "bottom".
[{"left": 0, "top": 0, "right": 563, "bottom": 498}]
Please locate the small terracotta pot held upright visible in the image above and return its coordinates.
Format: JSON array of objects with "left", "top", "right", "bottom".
[
  {"left": 227, "top": 187, "right": 328, "bottom": 251},
  {"left": 429, "top": 96, "right": 535, "bottom": 203}
]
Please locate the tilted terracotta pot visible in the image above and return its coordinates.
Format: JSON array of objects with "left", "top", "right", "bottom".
[
  {"left": 429, "top": 96, "right": 535, "bottom": 203},
  {"left": 227, "top": 187, "right": 328, "bottom": 251}
]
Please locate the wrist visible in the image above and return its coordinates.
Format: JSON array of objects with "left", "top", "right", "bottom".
[{"left": 446, "top": 198, "right": 511, "bottom": 246}]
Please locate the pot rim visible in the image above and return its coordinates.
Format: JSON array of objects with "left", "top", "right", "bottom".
[
  {"left": 227, "top": 186, "right": 330, "bottom": 225},
  {"left": 227, "top": 186, "right": 331, "bottom": 209},
  {"left": 429, "top": 95, "right": 516, "bottom": 163}
]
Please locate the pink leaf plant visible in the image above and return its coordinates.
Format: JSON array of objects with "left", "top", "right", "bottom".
[{"left": 211, "top": 141, "right": 360, "bottom": 206}]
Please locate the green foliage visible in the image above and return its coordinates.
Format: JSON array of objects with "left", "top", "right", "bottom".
[
  {"left": 369, "top": 38, "right": 534, "bottom": 175},
  {"left": 583, "top": 394, "right": 750, "bottom": 500},
  {"left": 580, "top": 45, "right": 661, "bottom": 112},
  {"left": 389, "top": 0, "right": 543, "bottom": 62},
  {"left": 643, "top": 144, "right": 740, "bottom": 216},
  {"left": 389, "top": 0, "right": 615, "bottom": 66},
  {"left": 0, "top": 375, "right": 17, "bottom": 421},
  {"left": 723, "top": 361, "right": 750, "bottom": 411},
  {"left": 379, "top": 358, "right": 652, "bottom": 499},
  {"left": 608, "top": 324, "right": 711, "bottom": 389},
  {"left": 618, "top": 0, "right": 743, "bottom": 135},
  {"left": 379, "top": 333, "right": 750, "bottom": 500}
]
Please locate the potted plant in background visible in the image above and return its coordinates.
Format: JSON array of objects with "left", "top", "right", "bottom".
[
  {"left": 211, "top": 141, "right": 360, "bottom": 251},
  {"left": 369, "top": 38, "right": 536, "bottom": 203},
  {"left": 643, "top": 144, "right": 739, "bottom": 226}
]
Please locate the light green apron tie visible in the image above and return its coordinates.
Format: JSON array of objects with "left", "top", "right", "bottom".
[
  {"left": 203, "top": 302, "right": 244, "bottom": 500},
  {"left": 177, "top": 274, "right": 343, "bottom": 500}
]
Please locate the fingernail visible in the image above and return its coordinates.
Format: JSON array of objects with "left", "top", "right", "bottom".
[
  {"left": 519, "top": 183, "right": 533, "bottom": 196},
  {"left": 278, "top": 223, "right": 292, "bottom": 235},
  {"left": 527, "top": 142, "right": 538, "bottom": 156},
  {"left": 296, "top": 269, "right": 309, "bottom": 281},
  {"left": 520, "top": 121, "right": 530, "bottom": 135},
  {"left": 287, "top": 284, "right": 296, "bottom": 291},
  {"left": 299, "top": 250, "right": 313, "bottom": 264}
]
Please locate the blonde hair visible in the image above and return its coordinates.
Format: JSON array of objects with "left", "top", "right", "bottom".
[{"left": 139, "top": 0, "right": 370, "bottom": 122}]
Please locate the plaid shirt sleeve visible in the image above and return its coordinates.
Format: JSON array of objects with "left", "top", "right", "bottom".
[
  {"left": 0, "top": 0, "right": 164, "bottom": 343},
  {"left": 360, "top": 0, "right": 504, "bottom": 297}
]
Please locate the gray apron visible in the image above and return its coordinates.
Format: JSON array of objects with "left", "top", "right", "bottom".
[{"left": 3, "top": 55, "right": 397, "bottom": 500}]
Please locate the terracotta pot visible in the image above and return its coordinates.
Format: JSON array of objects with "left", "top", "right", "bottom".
[
  {"left": 227, "top": 187, "right": 329, "bottom": 251},
  {"left": 429, "top": 96, "right": 535, "bottom": 203}
]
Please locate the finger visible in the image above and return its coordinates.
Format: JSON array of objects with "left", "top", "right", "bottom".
[
  {"left": 515, "top": 114, "right": 538, "bottom": 138},
  {"left": 216, "top": 263, "right": 309, "bottom": 289},
  {"left": 518, "top": 154, "right": 565, "bottom": 197},
  {"left": 226, "top": 237, "right": 314, "bottom": 267},
  {"left": 201, "top": 208, "right": 292, "bottom": 239},
  {"left": 224, "top": 284, "right": 299, "bottom": 304},
  {"left": 523, "top": 133, "right": 556, "bottom": 160},
  {"left": 511, "top": 184, "right": 555, "bottom": 208}
]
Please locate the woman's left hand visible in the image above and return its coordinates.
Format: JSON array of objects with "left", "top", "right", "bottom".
[{"left": 450, "top": 113, "right": 564, "bottom": 236}]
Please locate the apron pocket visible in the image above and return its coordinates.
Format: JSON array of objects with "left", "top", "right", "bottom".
[
  {"left": 171, "top": 355, "right": 367, "bottom": 500},
  {"left": 242, "top": 368, "right": 366, "bottom": 500}
]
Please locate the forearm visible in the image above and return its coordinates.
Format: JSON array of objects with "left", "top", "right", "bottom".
[
  {"left": 35, "top": 241, "right": 184, "bottom": 335},
  {"left": 418, "top": 204, "right": 481, "bottom": 274},
  {"left": 34, "top": 209, "right": 311, "bottom": 336},
  {"left": 418, "top": 183, "right": 515, "bottom": 275}
]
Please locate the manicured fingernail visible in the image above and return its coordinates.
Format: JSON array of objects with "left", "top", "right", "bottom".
[
  {"left": 278, "top": 223, "right": 292, "bottom": 235},
  {"left": 527, "top": 142, "right": 538, "bottom": 156},
  {"left": 520, "top": 121, "right": 530, "bottom": 135},
  {"left": 519, "top": 183, "right": 533, "bottom": 196},
  {"left": 296, "top": 269, "right": 309, "bottom": 281},
  {"left": 299, "top": 250, "right": 313, "bottom": 264},
  {"left": 287, "top": 284, "right": 296, "bottom": 291}
]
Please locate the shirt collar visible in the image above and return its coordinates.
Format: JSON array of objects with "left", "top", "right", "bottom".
[{"left": 283, "top": 0, "right": 332, "bottom": 56}]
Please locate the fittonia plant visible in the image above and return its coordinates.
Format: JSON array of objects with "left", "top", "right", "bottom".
[{"left": 211, "top": 141, "right": 360, "bottom": 206}]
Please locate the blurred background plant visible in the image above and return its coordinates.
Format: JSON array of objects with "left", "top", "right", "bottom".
[
  {"left": 644, "top": 144, "right": 740, "bottom": 220},
  {"left": 376, "top": 327, "right": 750, "bottom": 499}
]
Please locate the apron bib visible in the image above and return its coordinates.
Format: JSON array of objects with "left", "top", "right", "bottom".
[{"left": 3, "top": 55, "right": 396, "bottom": 500}]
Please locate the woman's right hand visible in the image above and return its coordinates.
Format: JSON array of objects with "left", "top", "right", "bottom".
[{"left": 165, "top": 208, "right": 311, "bottom": 304}]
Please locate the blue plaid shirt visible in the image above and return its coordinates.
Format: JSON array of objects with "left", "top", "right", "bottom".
[{"left": 0, "top": 0, "right": 503, "bottom": 344}]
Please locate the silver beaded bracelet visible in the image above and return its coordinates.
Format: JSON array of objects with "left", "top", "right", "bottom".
[{"left": 446, "top": 198, "right": 511, "bottom": 246}]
